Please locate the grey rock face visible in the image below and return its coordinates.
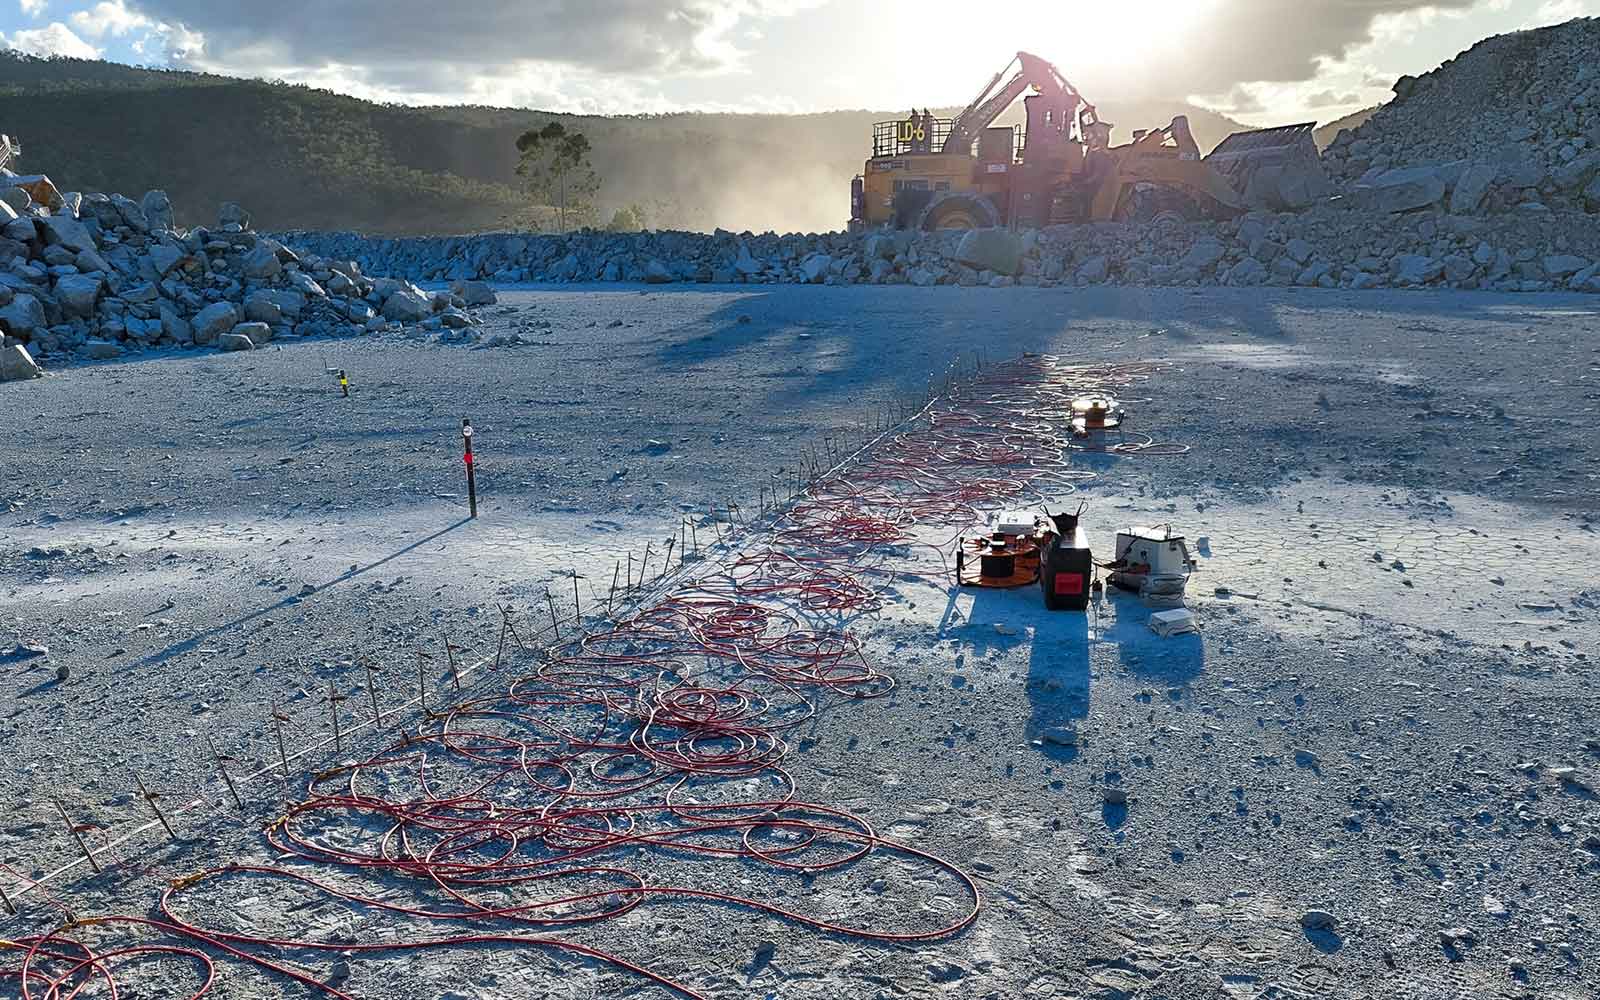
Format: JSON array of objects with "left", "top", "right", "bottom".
[
  {"left": 380, "top": 287, "right": 430, "bottom": 322},
  {"left": 219, "top": 202, "right": 252, "bottom": 231},
  {"left": 240, "top": 243, "right": 283, "bottom": 280},
  {"left": 110, "top": 193, "right": 149, "bottom": 233},
  {"left": 1449, "top": 163, "right": 1497, "bottom": 215},
  {"left": 192, "top": 301, "right": 239, "bottom": 345},
  {"left": 1075, "top": 256, "right": 1110, "bottom": 283},
  {"left": 233, "top": 321, "right": 273, "bottom": 345},
  {"left": 243, "top": 293, "right": 282, "bottom": 324},
  {"left": 0, "top": 342, "right": 42, "bottom": 381},
  {"left": 38, "top": 215, "right": 97, "bottom": 253},
  {"left": 54, "top": 274, "right": 102, "bottom": 318},
  {"left": 0, "top": 293, "right": 46, "bottom": 337},
  {"left": 1351, "top": 166, "right": 1447, "bottom": 214},
  {"left": 141, "top": 190, "right": 175, "bottom": 231},
  {"left": 147, "top": 243, "right": 184, "bottom": 276},
  {"left": 955, "top": 229, "right": 1024, "bottom": 276},
  {"left": 450, "top": 279, "right": 496, "bottom": 306}
]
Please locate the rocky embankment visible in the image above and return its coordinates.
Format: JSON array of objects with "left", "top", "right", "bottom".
[
  {"left": 0, "top": 192, "right": 497, "bottom": 382},
  {"left": 284, "top": 195, "right": 1600, "bottom": 296},
  {"left": 1324, "top": 16, "right": 1600, "bottom": 218}
]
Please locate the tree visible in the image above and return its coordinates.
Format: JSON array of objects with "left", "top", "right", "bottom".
[
  {"left": 605, "top": 203, "right": 648, "bottom": 233},
  {"left": 515, "top": 122, "right": 600, "bottom": 232}
]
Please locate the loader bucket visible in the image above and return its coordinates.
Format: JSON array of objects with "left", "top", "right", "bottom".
[{"left": 1205, "top": 122, "right": 1330, "bottom": 212}]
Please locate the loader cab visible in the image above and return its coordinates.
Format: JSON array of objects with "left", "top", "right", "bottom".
[
  {"left": 1021, "top": 92, "right": 1077, "bottom": 163},
  {"left": 854, "top": 112, "right": 990, "bottom": 229}
]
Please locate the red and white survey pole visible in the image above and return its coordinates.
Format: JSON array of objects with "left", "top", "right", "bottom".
[{"left": 462, "top": 417, "right": 478, "bottom": 519}]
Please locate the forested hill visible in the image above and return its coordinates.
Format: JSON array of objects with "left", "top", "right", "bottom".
[{"left": 0, "top": 50, "right": 1254, "bottom": 235}]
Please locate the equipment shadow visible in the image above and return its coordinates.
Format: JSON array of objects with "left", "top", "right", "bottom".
[{"left": 943, "top": 582, "right": 1204, "bottom": 765}]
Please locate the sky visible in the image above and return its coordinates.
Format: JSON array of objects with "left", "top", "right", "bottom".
[{"left": 1, "top": 0, "right": 1597, "bottom": 126}]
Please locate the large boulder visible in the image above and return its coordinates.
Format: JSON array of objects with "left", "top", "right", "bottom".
[
  {"left": 257, "top": 288, "right": 306, "bottom": 318},
  {"left": 643, "top": 259, "right": 674, "bottom": 284},
  {"left": 1543, "top": 254, "right": 1590, "bottom": 279},
  {"left": 1, "top": 187, "right": 31, "bottom": 215},
  {"left": 219, "top": 202, "right": 252, "bottom": 231},
  {"left": 1076, "top": 256, "right": 1110, "bottom": 283},
  {"left": 38, "top": 214, "right": 97, "bottom": 253},
  {"left": 450, "top": 279, "right": 496, "bottom": 306},
  {"left": 800, "top": 253, "right": 833, "bottom": 284},
  {"left": 75, "top": 248, "right": 110, "bottom": 274},
  {"left": 3, "top": 216, "right": 35, "bottom": 244},
  {"left": 0, "top": 343, "right": 41, "bottom": 381},
  {"left": 1553, "top": 153, "right": 1600, "bottom": 193},
  {"left": 159, "top": 303, "right": 193, "bottom": 343},
  {"left": 1181, "top": 240, "right": 1227, "bottom": 270},
  {"left": 242, "top": 292, "right": 282, "bottom": 324},
  {"left": 1448, "top": 163, "right": 1497, "bottom": 215},
  {"left": 141, "top": 190, "right": 175, "bottom": 231},
  {"left": 54, "top": 274, "right": 102, "bottom": 318},
  {"left": 380, "top": 286, "right": 431, "bottom": 322},
  {"left": 1350, "top": 166, "right": 1447, "bottom": 213},
  {"left": 233, "top": 321, "right": 273, "bottom": 345},
  {"left": 1440, "top": 254, "right": 1476, "bottom": 284},
  {"left": 734, "top": 245, "right": 764, "bottom": 276},
  {"left": 147, "top": 243, "right": 185, "bottom": 276},
  {"left": 218, "top": 332, "right": 254, "bottom": 352},
  {"left": 240, "top": 243, "right": 283, "bottom": 280},
  {"left": 83, "top": 339, "right": 122, "bottom": 360},
  {"left": 109, "top": 193, "right": 149, "bottom": 233},
  {"left": 1392, "top": 254, "right": 1444, "bottom": 285},
  {"left": 0, "top": 293, "right": 46, "bottom": 338},
  {"left": 955, "top": 229, "right": 1023, "bottom": 276},
  {"left": 287, "top": 271, "right": 326, "bottom": 298},
  {"left": 192, "top": 301, "right": 239, "bottom": 345},
  {"left": 1225, "top": 257, "right": 1268, "bottom": 285}
]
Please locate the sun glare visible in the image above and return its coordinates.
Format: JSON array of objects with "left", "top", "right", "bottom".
[{"left": 893, "top": 0, "right": 1220, "bottom": 106}]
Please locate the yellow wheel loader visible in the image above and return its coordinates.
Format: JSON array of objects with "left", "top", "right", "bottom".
[{"left": 849, "top": 52, "right": 1327, "bottom": 232}]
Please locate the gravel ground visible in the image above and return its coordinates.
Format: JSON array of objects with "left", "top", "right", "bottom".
[{"left": 2, "top": 284, "right": 1598, "bottom": 999}]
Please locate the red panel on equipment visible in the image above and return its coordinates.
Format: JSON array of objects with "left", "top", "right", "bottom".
[{"left": 1054, "top": 573, "right": 1085, "bottom": 595}]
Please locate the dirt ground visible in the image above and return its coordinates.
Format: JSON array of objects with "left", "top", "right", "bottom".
[{"left": 2, "top": 284, "right": 1598, "bottom": 999}]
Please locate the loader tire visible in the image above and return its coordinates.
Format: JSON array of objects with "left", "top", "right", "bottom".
[
  {"left": 1116, "top": 185, "right": 1203, "bottom": 226},
  {"left": 917, "top": 193, "right": 1000, "bottom": 231}
]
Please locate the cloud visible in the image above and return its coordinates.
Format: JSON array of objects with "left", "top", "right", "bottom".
[
  {"left": 18, "top": 0, "right": 47, "bottom": 17},
  {"left": 1161, "top": 0, "right": 1478, "bottom": 99},
  {"left": 1306, "top": 89, "right": 1363, "bottom": 108},
  {"left": 70, "top": 0, "right": 150, "bottom": 38},
  {"left": 6, "top": 20, "right": 100, "bottom": 58},
  {"left": 1202, "top": 83, "right": 1268, "bottom": 116},
  {"left": 1537, "top": 0, "right": 1593, "bottom": 17},
  {"left": 124, "top": 1, "right": 815, "bottom": 79}
]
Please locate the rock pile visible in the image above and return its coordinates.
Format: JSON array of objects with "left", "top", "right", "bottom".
[
  {"left": 0, "top": 186, "right": 498, "bottom": 382},
  {"left": 286, "top": 195, "right": 1600, "bottom": 295},
  {"left": 1323, "top": 18, "right": 1600, "bottom": 216}
]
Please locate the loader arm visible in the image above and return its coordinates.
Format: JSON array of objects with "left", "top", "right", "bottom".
[{"left": 942, "top": 51, "right": 1097, "bottom": 154}]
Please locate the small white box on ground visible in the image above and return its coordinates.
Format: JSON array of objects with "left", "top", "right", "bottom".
[
  {"left": 1149, "top": 608, "right": 1197, "bottom": 637},
  {"left": 994, "top": 510, "right": 1039, "bottom": 535}
]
